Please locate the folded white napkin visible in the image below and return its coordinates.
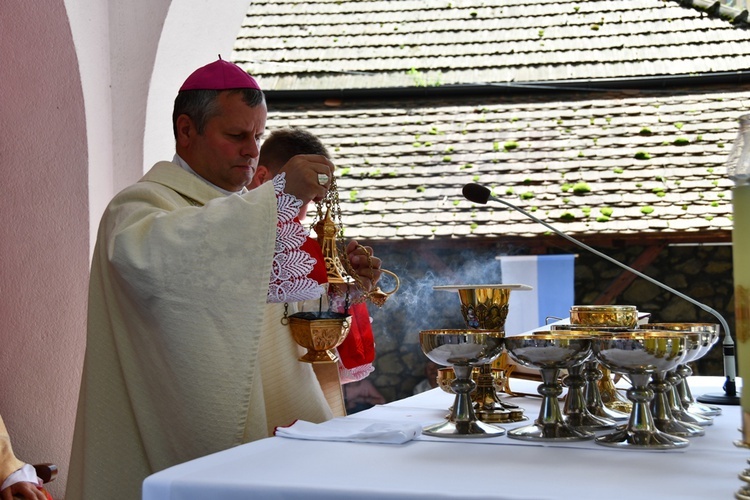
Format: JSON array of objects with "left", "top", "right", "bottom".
[{"left": 275, "top": 418, "right": 422, "bottom": 444}]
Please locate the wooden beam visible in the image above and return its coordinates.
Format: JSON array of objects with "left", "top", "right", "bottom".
[{"left": 593, "top": 244, "right": 666, "bottom": 305}]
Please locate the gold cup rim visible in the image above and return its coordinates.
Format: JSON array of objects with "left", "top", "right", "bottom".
[{"left": 570, "top": 305, "right": 637, "bottom": 312}]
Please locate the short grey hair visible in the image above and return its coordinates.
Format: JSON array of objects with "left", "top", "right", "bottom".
[{"left": 172, "top": 88, "right": 265, "bottom": 138}]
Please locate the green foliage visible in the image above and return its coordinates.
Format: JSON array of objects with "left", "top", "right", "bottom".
[
  {"left": 640, "top": 206, "right": 654, "bottom": 215},
  {"left": 635, "top": 151, "right": 652, "bottom": 160},
  {"left": 572, "top": 182, "right": 591, "bottom": 194},
  {"left": 560, "top": 212, "right": 575, "bottom": 220}
]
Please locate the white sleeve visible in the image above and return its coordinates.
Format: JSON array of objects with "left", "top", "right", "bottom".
[
  {"left": 1, "top": 464, "right": 40, "bottom": 491},
  {"left": 267, "top": 173, "right": 326, "bottom": 303}
]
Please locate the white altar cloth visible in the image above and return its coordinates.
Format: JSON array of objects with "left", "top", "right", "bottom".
[{"left": 143, "top": 376, "right": 746, "bottom": 500}]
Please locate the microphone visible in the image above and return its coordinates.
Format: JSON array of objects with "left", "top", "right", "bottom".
[{"left": 463, "top": 182, "right": 738, "bottom": 405}]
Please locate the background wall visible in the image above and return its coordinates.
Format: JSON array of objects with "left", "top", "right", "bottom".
[
  {"left": 366, "top": 242, "right": 734, "bottom": 403},
  {"left": 0, "top": 1, "right": 248, "bottom": 497},
  {"left": 0, "top": 3, "right": 89, "bottom": 498}
]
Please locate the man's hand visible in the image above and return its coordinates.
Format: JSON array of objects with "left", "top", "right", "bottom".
[
  {"left": 1, "top": 481, "right": 47, "bottom": 500},
  {"left": 346, "top": 240, "right": 382, "bottom": 292},
  {"left": 278, "top": 154, "right": 336, "bottom": 205}
]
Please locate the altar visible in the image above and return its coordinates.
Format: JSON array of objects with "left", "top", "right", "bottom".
[{"left": 143, "top": 376, "right": 745, "bottom": 500}]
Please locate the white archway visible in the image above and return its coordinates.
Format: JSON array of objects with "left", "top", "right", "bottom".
[{"left": 2, "top": 0, "right": 252, "bottom": 497}]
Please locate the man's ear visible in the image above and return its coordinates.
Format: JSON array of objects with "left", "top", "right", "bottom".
[
  {"left": 257, "top": 165, "right": 271, "bottom": 183},
  {"left": 175, "top": 114, "right": 196, "bottom": 147},
  {"left": 248, "top": 165, "right": 271, "bottom": 189}
]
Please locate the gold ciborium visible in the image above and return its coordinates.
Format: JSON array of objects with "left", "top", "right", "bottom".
[
  {"left": 289, "top": 311, "right": 351, "bottom": 363},
  {"left": 570, "top": 305, "right": 638, "bottom": 328},
  {"left": 419, "top": 329, "right": 505, "bottom": 437},
  {"left": 569, "top": 305, "right": 638, "bottom": 417}
]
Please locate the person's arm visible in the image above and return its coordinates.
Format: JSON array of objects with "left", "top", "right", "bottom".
[{"left": 0, "top": 416, "right": 45, "bottom": 500}]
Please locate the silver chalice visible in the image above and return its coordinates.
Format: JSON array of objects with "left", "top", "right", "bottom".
[
  {"left": 504, "top": 334, "right": 594, "bottom": 441},
  {"left": 593, "top": 332, "right": 690, "bottom": 450},
  {"left": 641, "top": 323, "right": 722, "bottom": 417},
  {"left": 419, "top": 329, "right": 505, "bottom": 437}
]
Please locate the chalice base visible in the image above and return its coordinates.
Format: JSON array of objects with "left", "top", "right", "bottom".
[
  {"left": 587, "top": 404, "right": 630, "bottom": 421},
  {"left": 671, "top": 408, "right": 713, "bottom": 427},
  {"left": 423, "top": 419, "right": 506, "bottom": 438},
  {"left": 474, "top": 405, "right": 527, "bottom": 423},
  {"left": 595, "top": 426, "right": 689, "bottom": 450},
  {"left": 653, "top": 417, "right": 705, "bottom": 438},
  {"left": 508, "top": 421, "right": 594, "bottom": 442},
  {"left": 563, "top": 412, "right": 616, "bottom": 431},
  {"left": 683, "top": 400, "right": 722, "bottom": 417}
]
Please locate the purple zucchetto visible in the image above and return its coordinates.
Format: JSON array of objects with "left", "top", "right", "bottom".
[{"left": 179, "top": 56, "right": 260, "bottom": 92}]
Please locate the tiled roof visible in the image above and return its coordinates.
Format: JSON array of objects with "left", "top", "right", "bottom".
[
  {"left": 234, "top": 0, "right": 750, "bottom": 91},
  {"left": 267, "top": 85, "right": 745, "bottom": 242},
  {"left": 233, "top": 0, "right": 750, "bottom": 243}
]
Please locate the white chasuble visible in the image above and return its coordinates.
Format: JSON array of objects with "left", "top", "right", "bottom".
[{"left": 68, "top": 162, "right": 330, "bottom": 500}]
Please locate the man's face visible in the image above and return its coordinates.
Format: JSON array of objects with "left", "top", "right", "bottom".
[{"left": 182, "top": 92, "right": 267, "bottom": 192}]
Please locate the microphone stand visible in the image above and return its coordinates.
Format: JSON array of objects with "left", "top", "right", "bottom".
[{"left": 465, "top": 184, "right": 738, "bottom": 405}]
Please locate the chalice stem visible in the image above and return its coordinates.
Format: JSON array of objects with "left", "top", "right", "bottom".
[
  {"left": 627, "top": 373, "right": 656, "bottom": 431},
  {"left": 449, "top": 364, "right": 478, "bottom": 425},
  {"left": 538, "top": 368, "right": 565, "bottom": 426}
]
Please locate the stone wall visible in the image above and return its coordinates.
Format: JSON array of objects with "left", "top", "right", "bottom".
[{"left": 364, "top": 241, "right": 734, "bottom": 403}]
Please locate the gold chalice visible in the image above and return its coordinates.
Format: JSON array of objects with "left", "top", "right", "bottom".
[
  {"left": 433, "top": 284, "right": 531, "bottom": 423},
  {"left": 419, "top": 329, "right": 505, "bottom": 437},
  {"left": 433, "top": 284, "right": 532, "bottom": 330},
  {"left": 436, "top": 367, "right": 506, "bottom": 394},
  {"left": 593, "top": 332, "right": 690, "bottom": 450},
  {"left": 504, "top": 334, "right": 595, "bottom": 441}
]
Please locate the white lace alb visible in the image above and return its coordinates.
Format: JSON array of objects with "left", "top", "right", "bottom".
[{"left": 267, "top": 174, "right": 326, "bottom": 303}]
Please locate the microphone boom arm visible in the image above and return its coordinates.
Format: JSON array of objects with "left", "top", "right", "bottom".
[{"left": 488, "top": 194, "right": 737, "bottom": 394}]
